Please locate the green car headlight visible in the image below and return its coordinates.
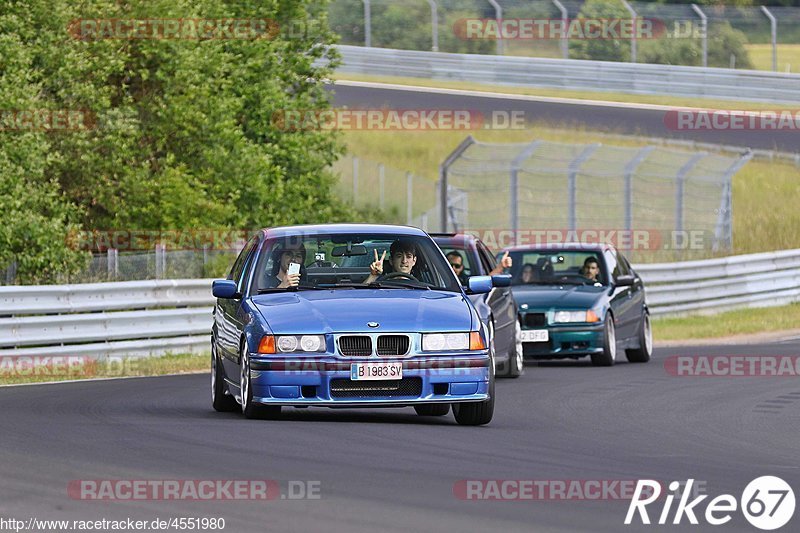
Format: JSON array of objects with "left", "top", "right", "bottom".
[{"left": 553, "top": 310, "right": 600, "bottom": 323}]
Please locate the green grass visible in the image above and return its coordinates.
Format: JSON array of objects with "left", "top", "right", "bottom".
[
  {"left": 746, "top": 44, "right": 800, "bottom": 74},
  {"left": 653, "top": 303, "right": 800, "bottom": 341},
  {"left": 341, "top": 127, "right": 800, "bottom": 257},
  {"left": 0, "top": 352, "right": 207, "bottom": 386},
  {"left": 335, "top": 73, "right": 791, "bottom": 111}
]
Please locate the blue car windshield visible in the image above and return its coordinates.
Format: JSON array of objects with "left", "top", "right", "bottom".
[
  {"left": 503, "top": 250, "right": 608, "bottom": 286},
  {"left": 251, "top": 233, "right": 461, "bottom": 293}
]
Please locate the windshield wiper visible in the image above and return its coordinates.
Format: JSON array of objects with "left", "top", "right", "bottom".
[
  {"left": 315, "top": 282, "right": 375, "bottom": 289},
  {"left": 257, "top": 286, "right": 324, "bottom": 294}
]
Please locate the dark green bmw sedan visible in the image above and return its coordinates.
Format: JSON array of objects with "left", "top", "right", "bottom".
[{"left": 498, "top": 243, "right": 652, "bottom": 366}]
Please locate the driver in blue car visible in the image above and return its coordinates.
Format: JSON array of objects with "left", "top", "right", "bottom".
[{"left": 364, "top": 238, "right": 417, "bottom": 284}]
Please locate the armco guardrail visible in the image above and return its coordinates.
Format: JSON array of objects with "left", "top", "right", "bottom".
[
  {"left": 0, "top": 279, "right": 214, "bottom": 359},
  {"left": 637, "top": 249, "right": 800, "bottom": 315},
  {"left": 334, "top": 45, "right": 800, "bottom": 104},
  {"left": 1, "top": 249, "right": 799, "bottom": 359}
]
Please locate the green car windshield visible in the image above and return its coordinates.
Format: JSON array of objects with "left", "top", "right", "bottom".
[{"left": 504, "top": 250, "right": 608, "bottom": 286}]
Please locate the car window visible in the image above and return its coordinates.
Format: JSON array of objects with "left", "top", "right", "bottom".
[
  {"left": 618, "top": 252, "right": 633, "bottom": 276},
  {"left": 506, "top": 250, "right": 608, "bottom": 286},
  {"left": 229, "top": 236, "right": 257, "bottom": 286},
  {"left": 252, "top": 233, "right": 461, "bottom": 292},
  {"left": 476, "top": 242, "right": 496, "bottom": 273},
  {"left": 603, "top": 250, "right": 620, "bottom": 280}
]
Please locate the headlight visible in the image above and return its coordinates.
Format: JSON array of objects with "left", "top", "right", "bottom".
[
  {"left": 553, "top": 310, "right": 599, "bottom": 323},
  {"left": 275, "top": 335, "right": 326, "bottom": 353},
  {"left": 422, "top": 332, "right": 471, "bottom": 351}
]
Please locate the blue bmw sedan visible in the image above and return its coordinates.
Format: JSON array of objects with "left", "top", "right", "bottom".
[{"left": 211, "top": 224, "right": 495, "bottom": 425}]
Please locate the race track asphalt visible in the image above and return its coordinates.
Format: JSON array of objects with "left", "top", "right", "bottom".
[
  {"left": 1, "top": 342, "right": 798, "bottom": 533},
  {"left": 329, "top": 83, "right": 800, "bottom": 153}
]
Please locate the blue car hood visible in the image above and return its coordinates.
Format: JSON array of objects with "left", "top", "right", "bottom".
[
  {"left": 252, "top": 289, "right": 474, "bottom": 334},
  {"left": 512, "top": 284, "right": 607, "bottom": 309}
]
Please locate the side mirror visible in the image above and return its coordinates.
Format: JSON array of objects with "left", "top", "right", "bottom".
[
  {"left": 467, "top": 275, "right": 493, "bottom": 294},
  {"left": 615, "top": 275, "right": 635, "bottom": 287},
  {"left": 491, "top": 274, "right": 512, "bottom": 288},
  {"left": 212, "top": 279, "right": 239, "bottom": 299}
]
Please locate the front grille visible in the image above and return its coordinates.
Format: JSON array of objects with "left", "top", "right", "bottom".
[
  {"left": 330, "top": 378, "right": 423, "bottom": 398},
  {"left": 338, "top": 336, "right": 372, "bottom": 356},
  {"left": 523, "top": 313, "right": 547, "bottom": 328},
  {"left": 376, "top": 335, "right": 410, "bottom": 356}
]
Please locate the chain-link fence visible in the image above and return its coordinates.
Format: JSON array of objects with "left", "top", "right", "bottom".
[
  {"left": 329, "top": 0, "right": 800, "bottom": 72},
  {"left": 332, "top": 154, "right": 439, "bottom": 230},
  {"left": 331, "top": 139, "right": 752, "bottom": 262},
  {"left": 437, "top": 137, "right": 751, "bottom": 261},
  {"left": 2, "top": 247, "right": 240, "bottom": 286}
]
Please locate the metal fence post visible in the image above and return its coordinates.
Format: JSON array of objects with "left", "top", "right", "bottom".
[
  {"left": 621, "top": 0, "right": 637, "bottom": 63},
  {"left": 378, "top": 163, "right": 385, "bottom": 211},
  {"left": 488, "top": 0, "right": 503, "bottom": 55},
  {"left": 714, "top": 151, "right": 752, "bottom": 251},
  {"left": 406, "top": 172, "right": 413, "bottom": 225},
  {"left": 510, "top": 141, "right": 543, "bottom": 245},
  {"left": 761, "top": 6, "right": 777, "bottom": 72},
  {"left": 552, "top": 0, "right": 569, "bottom": 59},
  {"left": 352, "top": 156, "right": 359, "bottom": 204},
  {"left": 5, "top": 261, "right": 17, "bottom": 285},
  {"left": 674, "top": 153, "right": 706, "bottom": 239},
  {"left": 362, "top": 0, "right": 372, "bottom": 48},
  {"left": 567, "top": 144, "right": 601, "bottom": 231},
  {"left": 623, "top": 146, "right": 655, "bottom": 237},
  {"left": 155, "top": 243, "right": 166, "bottom": 279},
  {"left": 202, "top": 244, "right": 209, "bottom": 278},
  {"left": 107, "top": 248, "right": 118, "bottom": 280},
  {"left": 426, "top": 0, "right": 439, "bottom": 52},
  {"left": 439, "top": 136, "right": 476, "bottom": 232},
  {"left": 692, "top": 4, "right": 708, "bottom": 68}
]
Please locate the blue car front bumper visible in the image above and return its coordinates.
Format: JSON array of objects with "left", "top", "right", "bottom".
[{"left": 247, "top": 354, "right": 491, "bottom": 407}]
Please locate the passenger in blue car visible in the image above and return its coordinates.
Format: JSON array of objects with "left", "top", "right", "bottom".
[
  {"left": 264, "top": 242, "right": 307, "bottom": 289},
  {"left": 364, "top": 238, "right": 417, "bottom": 284}
]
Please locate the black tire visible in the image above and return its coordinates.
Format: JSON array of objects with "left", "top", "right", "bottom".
[
  {"left": 211, "top": 340, "right": 238, "bottom": 412},
  {"left": 453, "top": 351, "right": 495, "bottom": 426},
  {"left": 626, "top": 311, "right": 652, "bottom": 363},
  {"left": 591, "top": 316, "right": 616, "bottom": 367},
  {"left": 414, "top": 404, "right": 450, "bottom": 416},
  {"left": 240, "top": 342, "right": 281, "bottom": 420}
]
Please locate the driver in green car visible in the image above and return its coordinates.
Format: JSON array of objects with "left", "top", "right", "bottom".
[
  {"left": 364, "top": 238, "right": 417, "bottom": 284},
  {"left": 580, "top": 256, "right": 602, "bottom": 284}
]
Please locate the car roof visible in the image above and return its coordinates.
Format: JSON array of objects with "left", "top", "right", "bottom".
[
  {"left": 502, "top": 242, "right": 614, "bottom": 253},
  {"left": 430, "top": 233, "right": 478, "bottom": 248},
  {"left": 260, "top": 224, "right": 428, "bottom": 239}
]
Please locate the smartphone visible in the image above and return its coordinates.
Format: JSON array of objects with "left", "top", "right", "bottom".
[{"left": 288, "top": 262, "right": 300, "bottom": 276}]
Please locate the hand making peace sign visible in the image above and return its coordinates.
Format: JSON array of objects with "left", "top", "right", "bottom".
[{"left": 370, "top": 249, "right": 387, "bottom": 276}]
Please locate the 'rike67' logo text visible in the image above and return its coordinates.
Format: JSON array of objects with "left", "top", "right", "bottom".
[{"left": 626, "top": 477, "right": 795, "bottom": 530}]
